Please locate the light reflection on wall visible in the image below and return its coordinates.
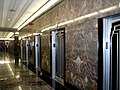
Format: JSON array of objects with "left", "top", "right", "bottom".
[{"left": 40, "top": 5, "right": 119, "bottom": 32}]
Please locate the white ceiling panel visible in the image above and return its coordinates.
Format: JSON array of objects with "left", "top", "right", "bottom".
[
  {"left": 14, "top": 0, "right": 49, "bottom": 28},
  {"left": 2, "top": 0, "right": 11, "bottom": 27},
  {"left": 9, "top": 0, "right": 32, "bottom": 27},
  {"left": 0, "top": 0, "right": 4, "bottom": 26},
  {"left": 0, "top": 0, "right": 61, "bottom": 38}
]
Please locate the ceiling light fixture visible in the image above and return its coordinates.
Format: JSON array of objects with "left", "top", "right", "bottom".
[
  {"left": 9, "top": 9, "right": 15, "bottom": 12},
  {"left": 8, "top": 19, "right": 10, "bottom": 21},
  {"left": 17, "top": 0, "right": 61, "bottom": 31},
  {"left": 33, "top": 32, "right": 41, "bottom": 35},
  {"left": 6, "top": 32, "right": 14, "bottom": 38},
  {"left": 0, "top": 38, "right": 14, "bottom": 40},
  {"left": 15, "top": 32, "right": 19, "bottom": 35}
]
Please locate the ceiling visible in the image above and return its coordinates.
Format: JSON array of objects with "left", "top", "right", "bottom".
[{"left": 0, "top": 0, "right": 60, "bottom": 38}]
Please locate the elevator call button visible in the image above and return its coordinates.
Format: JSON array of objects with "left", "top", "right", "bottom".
[{"left": 53, "top": 44, "right": 55, "bottom": 47}]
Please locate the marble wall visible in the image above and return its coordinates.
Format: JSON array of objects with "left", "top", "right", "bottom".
[
  {"left": 19, "top": 0, "right": 120, "bottom": 89},
  {"left": 41, "top": 32, "right": 51, "bottom": 73},
  {"left": 65, "top": 18, "right": 98, "bottom": 90}
]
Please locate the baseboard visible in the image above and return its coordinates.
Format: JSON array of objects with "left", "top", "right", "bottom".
[{"left": 64, "top": 81, "right": 80, "bottom": 90}]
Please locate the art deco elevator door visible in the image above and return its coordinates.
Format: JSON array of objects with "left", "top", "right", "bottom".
[
  {"left": 56, "top": 30, "right": 64, "bottom": 79},
  {"left": 111, "top": 31, "right": 119, "bottom": 90}
]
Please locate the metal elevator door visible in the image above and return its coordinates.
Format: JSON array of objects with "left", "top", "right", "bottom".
[
  {"left": 111, "top": 32, "right": 118, "bottom": 90},
  {"left": 55, "top": 30, "right": 64, "bottom": 79}
]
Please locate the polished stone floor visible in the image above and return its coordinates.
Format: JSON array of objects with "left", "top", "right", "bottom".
[{"left": 0, "top": 52, "right": 54, "bottom": 90}]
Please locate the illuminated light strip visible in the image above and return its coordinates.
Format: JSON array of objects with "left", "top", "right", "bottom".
[
  {"left": 20, "top": 5, "right": 120, "bottom": 36},
  {"left": 58, "top": 20, "right": 74, "bottom": 27},
  {"left": 33, "top": 33, "right": 40, "bottom": 35},
  {"left": 22, "top": 36, "right": 26, "bottom": 38},
  {"left": 21, "top": 34, "right": 32, "bottom": 39},
  {"left": 21, "top": 36, "right": 27, "bottom": 39},
  {"left": 41, "top": 26, "right": 52, "bottom": 32},
  {"left": 18, "top": 0, "right": 61, "bottom": 31},
  {"left": 41, "top": 24, "right": 58, "bottom": 32},
  {"left": 74, "top": 12, "right": 99, "bottom": 21},
  {"left": 27, "top": 34, "right": 32, "bottom": 37},
  {"left": 15, "top": 32, "right": 19, "bottom": 35},
  {"left": 0, "top": 38, "right": 14, "bottom": 40},
  {"left": 41, "top": 12, "right": 99, "bottom": 32},
  {"left": 99, "top": 6, "right": 118, "bottom": 13},
  {"left": 41, "top": 5, "right": 119, "bottom": 32}
]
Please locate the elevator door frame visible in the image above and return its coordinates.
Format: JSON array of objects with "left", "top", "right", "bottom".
[
  {"left": 20, "top": 39, "right": 23, "bottom": 62},
  {"left": 98, "top": 14, "right": 120, "bottom": 90},
  {"left": 51, "top": 28, "right": 65, "bottom": 84},
  {"left": 26, "top": 37, "right": 29, "bottom": 63},
  {"left": 34, "top": 35, "right": 41, "bottom": 70},
  {"left": 22, "top": 39, "right": 26, "bottom": 63}
]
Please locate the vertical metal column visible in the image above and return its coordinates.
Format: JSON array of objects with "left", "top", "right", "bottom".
[
  {"left": 26, "top": 37, "right": 29, "bottom": 63},
  {"left": 35, "top": 35, "right": 40, "bottom": 69},
  {"left": 103, "top": 18, "right": 112, "bottom": 90},
  {"left": 52, "top": 31, "right": 57, "bottom": 79}
]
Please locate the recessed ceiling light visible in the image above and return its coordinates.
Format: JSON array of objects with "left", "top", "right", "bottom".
[
  {"left": 8, "top": 19, "right": 10, "bottom": 21},
  {"left": 9, "top": 9, "right": 15, "bottom": 12}
]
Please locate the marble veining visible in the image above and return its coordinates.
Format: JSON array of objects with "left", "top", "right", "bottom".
[
  {"left": 41, "top": 32, "right": 51, "bottom": 73},
  {"left": 66, "top": 18, "right": 98, "bottom": 90},
  {"left": 19, "top": 0, "right": 120, "bottom": 89}
]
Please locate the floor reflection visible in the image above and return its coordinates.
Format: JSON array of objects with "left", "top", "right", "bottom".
[{"left": 0, "top": 52, "right": 54, "bottom": 90}]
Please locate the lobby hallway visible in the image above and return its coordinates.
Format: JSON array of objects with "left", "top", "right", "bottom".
[{"left": 0, "top": 52, "right": 57, "bottom": 90}]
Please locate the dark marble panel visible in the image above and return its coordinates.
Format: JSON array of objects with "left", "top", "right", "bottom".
[
  {"left": 65, "top": 18, "right": 98, "bottom": 90},
  {"left": 41, "top": 32, "right": 51, "bottom": 73},
  {"left": 28, "top": 36, "right": 35, "bottom": 65}
]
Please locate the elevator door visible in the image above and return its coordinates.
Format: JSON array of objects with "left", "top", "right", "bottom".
[
  {"left": 29, "top": 36, "right": 35, "bottom": 66},
  {"left": 111, "top": 32, "right": 119, "bottom": 90},
  {"left": 56, "top": 30, "right": 64, "bottom": 79},
  {"left": 26, "top": 38, "right": 29, "bottom": 63},
  {"left": 23, "top": 40, "right": 26, "bottom": 62}
]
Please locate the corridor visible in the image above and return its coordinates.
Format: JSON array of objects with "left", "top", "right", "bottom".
[
  {"left": 0, "top": 52, "right": 67, "bottom": 90},
  {"left": 0, "top": 0, "right": 120, "bottom": 90}
]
